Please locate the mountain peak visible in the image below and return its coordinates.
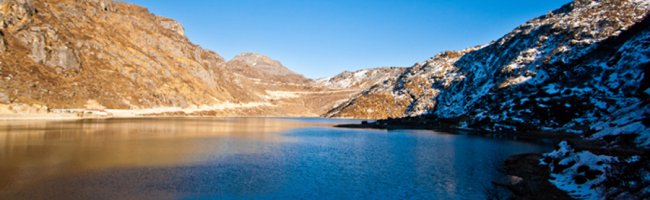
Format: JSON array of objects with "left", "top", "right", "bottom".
[
  {"left": 232, "top": 52, "right": 281, "bottom": 65},
  {"left": 228, "top": 52, "right": 301, "bottom": 78}
]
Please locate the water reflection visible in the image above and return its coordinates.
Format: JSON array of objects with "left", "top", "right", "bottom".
[
  {"left": 0, "top": 118, "right": 310, "bottom": 195},
  {"left": 0, "top": 118, "right": 549, "bottom": 199}
]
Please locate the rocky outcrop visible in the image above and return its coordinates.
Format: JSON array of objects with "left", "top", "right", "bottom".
[{"left": 157, "top": 16, "right": 185, "bottom": 37}]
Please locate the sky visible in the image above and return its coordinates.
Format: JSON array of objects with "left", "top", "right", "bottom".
[{"left": 121, "top": 0, "right": 571, "bottom": 78}]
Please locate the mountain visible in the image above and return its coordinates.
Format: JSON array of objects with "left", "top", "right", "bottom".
[
  {"left": 0, "top": 0, "right": 249, "bottom": 110},
  {"left": 327, "top": 0, "right": 650, "bottom": 144},
  {"left": 0, "top": 0, "right": 399, "bottom": 117},
  {"left": 224, "top": 52, "right": 310, "bottom": 84},
  {"left": 323, "top": 49, "right": 480, "bottom": 119},
  {"left": 315, "top": 67, "right": 405, "bottom": 89}
]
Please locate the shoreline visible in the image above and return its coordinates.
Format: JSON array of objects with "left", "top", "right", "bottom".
[
  {"left": 0, "top": 102, "right": 278, "bottom": 121},
  {"left": 335, "top": 120, "right": 649, "bottom": 156},
  {"left": 335, "top": 121, "right": 589, "bottom": 147}
]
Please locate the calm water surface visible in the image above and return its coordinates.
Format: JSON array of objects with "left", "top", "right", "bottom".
[{"left": 0, "top": 118, "right": 550, "bottom": 199}]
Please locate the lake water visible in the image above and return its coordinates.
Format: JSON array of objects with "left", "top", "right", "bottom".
[{"left": 0, "top": 118, "right": 551, "bottom": 199}]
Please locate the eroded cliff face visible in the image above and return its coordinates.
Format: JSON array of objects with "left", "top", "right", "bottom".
[{"left": 327, "top": 0, "right": 649, "bottom": 142}]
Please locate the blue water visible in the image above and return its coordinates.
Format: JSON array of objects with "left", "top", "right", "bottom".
[{"left": 0, "top": 118, "right": 550, "bottom": 199}]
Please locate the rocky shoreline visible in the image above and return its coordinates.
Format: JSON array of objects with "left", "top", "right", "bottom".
[{"left": 497, "top": 153, "right": 573, "bottom": 200}]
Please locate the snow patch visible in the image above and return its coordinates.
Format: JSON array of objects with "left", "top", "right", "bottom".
[{"left": 542, "top": 141, "right": 618, "bottom": 200}]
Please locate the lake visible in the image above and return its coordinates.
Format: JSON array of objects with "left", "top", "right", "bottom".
[{"left": 0, "top": 117, "right": 551, "bottom": 199}]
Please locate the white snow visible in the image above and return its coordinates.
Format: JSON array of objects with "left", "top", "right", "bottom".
[
  {"left": 542, "top": 141, "right": 618, "bottom": 200},
  {"left": 353, "top": 70, "right": 368, "bottom": 78},
  {"left": 590, "top": 101, "right": 650, "bottom": 148}
]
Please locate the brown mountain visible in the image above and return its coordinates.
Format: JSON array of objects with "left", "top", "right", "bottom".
[
  {"left": 0, "top": 0, "right": 398, "bottom": 117},
  {"left": 0, "top": 0, "right": 243, "bottom": 109},
  {"left": 224, "top": 52, "right": 310, "bottom": 84}
]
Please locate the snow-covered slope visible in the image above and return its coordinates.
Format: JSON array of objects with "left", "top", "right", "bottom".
[
  {"left": 323, "top": 48, "right": 480, "bottom": 119},
  {"left": 327, "top": 0, "right": 650, "bottom": 146}
]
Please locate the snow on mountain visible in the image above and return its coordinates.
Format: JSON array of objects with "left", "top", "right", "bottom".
[
  {"left": 314, "top": 67, "right": 404, "bottom": 89},
  {"left": 541, "top": 141, "right": 648, "bottom": 199},
  {"left": 326, "top": 0, "right": 650, "bottom": 146}
]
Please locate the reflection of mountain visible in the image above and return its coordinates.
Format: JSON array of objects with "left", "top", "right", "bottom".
[{"left": 0, "top": 118, "right": 303, "bottom": 193}]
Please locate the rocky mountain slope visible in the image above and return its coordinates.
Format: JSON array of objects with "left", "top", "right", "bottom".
[
  {"left": 0, "top": 0, "right": 245, "bottom": 109},
  {"left": 323, "top": 49, "right": 480, "bottom": 119},
  {"left": 0, "top": 0, "right": 396, "bottom": 117},
  {"left": 327, "top": 0, "right": 650, "bottom": 143}
]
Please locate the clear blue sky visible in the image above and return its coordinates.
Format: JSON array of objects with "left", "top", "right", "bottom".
[{"left": 121, "top": 0, "right": 571, "bottom": 78}]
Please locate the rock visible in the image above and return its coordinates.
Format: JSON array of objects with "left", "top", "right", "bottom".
[
  {"left": 45, "top": 46, "right": 80, "bottom": 70},
  {"left": 573, "top": 175, "right": 587, "bottom": 184},
  {"left": 577, "top": 165, "right": 590, "bottom": 173},
  {"left": 0, "top": 92, "right": 10, "bottom": 103},
  {"left": 14, "top": 26, "right": 81, "bottom": 70},
  {"left": 508, "top": 175, "right": 524, "bottom": 185},
  {"left": 0, "top": 31, "right": 5, "bottom": 53},
  {"left": 0, "top": 0, "right": 35, "bottom": 32},
  {"left": 584, "top": 169, "right": 603, "bottom": 180},
  {"left": 157, "top": 17, "right": 185, "bottom": 37},
  {"left": 501, "top": 153, "right": 573, "bottom": 200}
]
